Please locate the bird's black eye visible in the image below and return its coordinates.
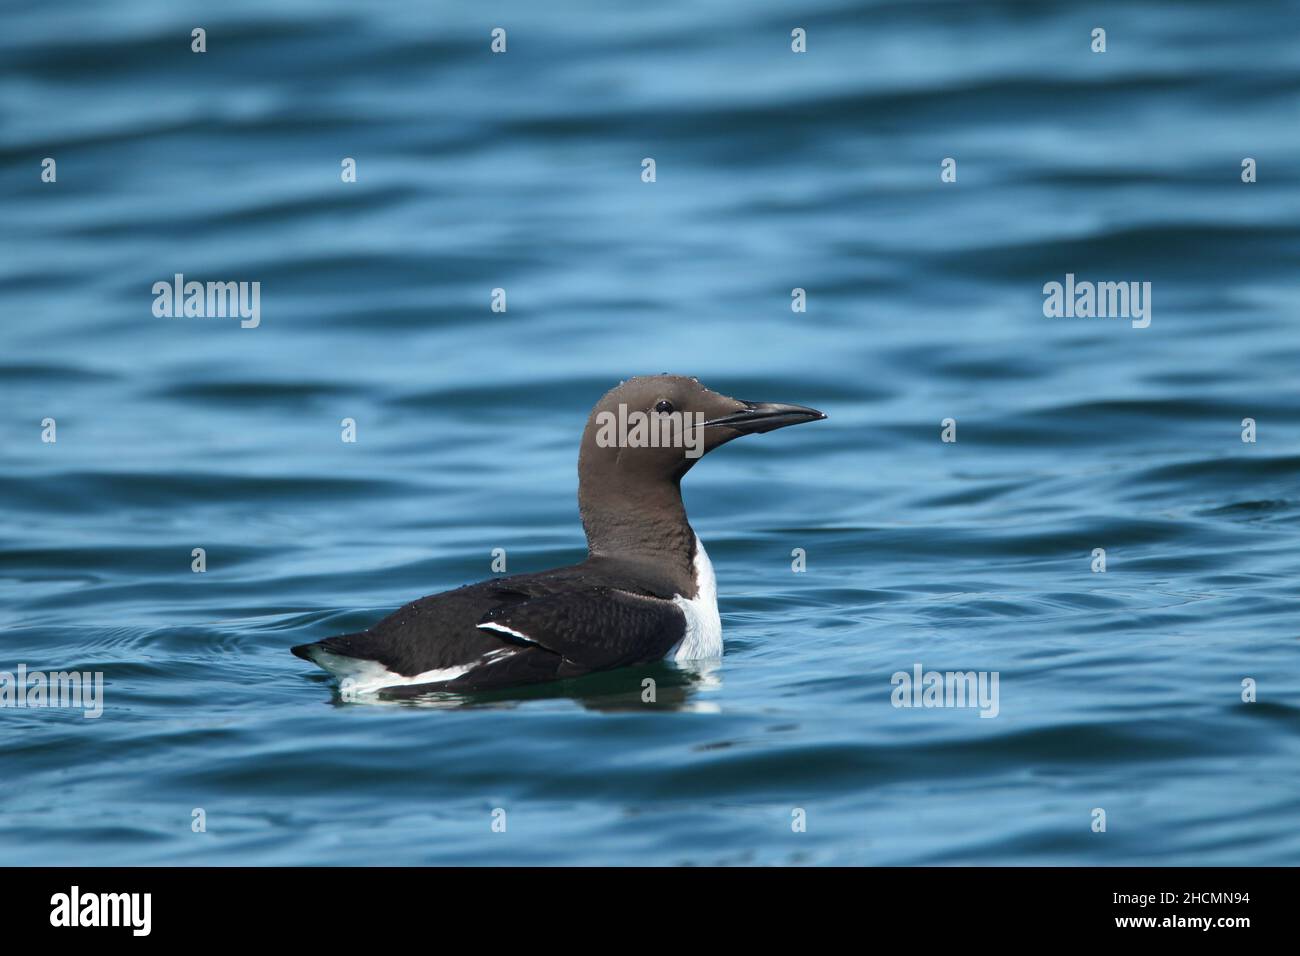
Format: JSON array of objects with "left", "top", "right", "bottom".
[{"left": 654, "top": 399, "right": 674, "bottom": 414}]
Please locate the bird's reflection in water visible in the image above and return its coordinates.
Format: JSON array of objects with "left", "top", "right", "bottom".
[{"left": 326, "top": 659, "right": 723, "bottom": 712}]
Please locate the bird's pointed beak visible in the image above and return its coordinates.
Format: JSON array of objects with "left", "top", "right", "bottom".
[{"left": 703, "top": 400, "right": 827, "bottom": 434}]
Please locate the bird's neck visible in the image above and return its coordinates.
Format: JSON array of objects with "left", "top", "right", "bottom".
[{"left": 578, "top": 470, "right": 697, "bottom": 572}]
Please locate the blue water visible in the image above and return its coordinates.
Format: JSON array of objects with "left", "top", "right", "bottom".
[{"left": 2, "top": 0, "right": 1299, "bottom": 865}]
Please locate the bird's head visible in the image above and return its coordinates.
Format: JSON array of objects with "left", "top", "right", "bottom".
[{"left": 579, "top": 374, "right": 826, "bottom": 484}]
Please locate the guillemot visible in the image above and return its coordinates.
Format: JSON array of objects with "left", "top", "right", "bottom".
[{"left": 292, "top": 375, "right": 825, "bottom": 696}]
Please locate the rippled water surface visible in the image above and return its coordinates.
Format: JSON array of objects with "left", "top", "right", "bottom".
[{"left": 2, "top": 0, "right": 1299, "bottom": 865}]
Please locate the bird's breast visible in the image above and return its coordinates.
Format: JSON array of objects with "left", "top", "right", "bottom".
[{"left": 668, "top": 535, "right": 722, "bottom": 660}]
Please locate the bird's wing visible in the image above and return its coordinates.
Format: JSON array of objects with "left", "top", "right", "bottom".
[{"left": 476, "top": 587, "right": 684, "bottom": 670}]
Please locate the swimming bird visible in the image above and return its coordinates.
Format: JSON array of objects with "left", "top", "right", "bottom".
[{"left": 292, "top": 375, "right": 825, "bottom": 695}]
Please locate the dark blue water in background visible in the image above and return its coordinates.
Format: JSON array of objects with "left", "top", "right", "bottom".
[{"left": 2, "top": 0, "right": 1298, "bottom": 864}]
